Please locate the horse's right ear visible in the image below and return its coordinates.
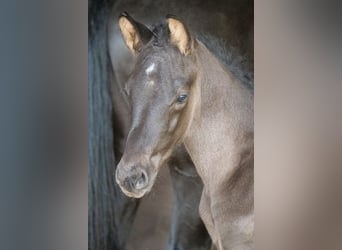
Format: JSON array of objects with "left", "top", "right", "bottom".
[
  {"left": 118, "top": 12, "right": 153, "bottom": 55},
  {"left": 166, "top": 15, "right": 194, "bottom": 56}
]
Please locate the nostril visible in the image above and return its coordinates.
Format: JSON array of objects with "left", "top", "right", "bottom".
[{"left": 134, "top": 170, "right": 148, "bottom": 190}]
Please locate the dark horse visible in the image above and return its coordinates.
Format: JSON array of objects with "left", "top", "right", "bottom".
[
  {"left": 89, "top": 0, "right": 139, "bottom": 249},
  {"left": 115, "top": 8, "right": 253, "bottom": 250},
  {"left": 89, "top": 0, "right": 253, "bottom": 249},
  {"left": 108, "top": 4, "right": 211, "bottom": 250}
]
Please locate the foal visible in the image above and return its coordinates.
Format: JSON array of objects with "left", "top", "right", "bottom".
[{"left": 115, "top": 13, "right": 254, "bottom": 249}]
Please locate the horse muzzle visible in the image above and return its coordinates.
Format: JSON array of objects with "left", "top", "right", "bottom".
[{"left": 115, "top": 162, "right": 154, "bottom": 198}]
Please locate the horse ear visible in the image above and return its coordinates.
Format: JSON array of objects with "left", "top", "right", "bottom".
[
  {"left": 166, "top": 15, "right": 194, "bottom": 56},
  {"left": 118, "top": 12, "right": 153, "bottom": 54}
]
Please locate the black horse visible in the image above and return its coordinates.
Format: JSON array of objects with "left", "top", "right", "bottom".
[{"left": 89, "top": 0, "right": 138, "bottom": 249}]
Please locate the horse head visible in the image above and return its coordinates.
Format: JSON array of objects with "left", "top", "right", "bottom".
[{"left": 115, "top": 13, "right": 200, "bottom": 198}]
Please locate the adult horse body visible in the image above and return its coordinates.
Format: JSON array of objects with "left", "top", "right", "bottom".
[
  {"left": 89, "top": 0, "right": 139, "bottom": 249},
  {"left": 114, "top": 11, "right": 254, "bottom": 250}
]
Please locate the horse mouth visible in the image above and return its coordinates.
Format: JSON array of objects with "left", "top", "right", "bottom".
[{"left": 118, "top": 185, "right": 151, "bottom": 198}]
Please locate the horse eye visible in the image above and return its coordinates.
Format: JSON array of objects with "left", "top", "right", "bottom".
[{"left": 177, "top": 94, "right": 188, "bottom": 103}]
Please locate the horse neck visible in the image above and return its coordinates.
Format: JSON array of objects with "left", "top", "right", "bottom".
[
  {"left": 184, "top": 41, "right": 253, "bottom": 181},
  {"left": 195, "top": 41, "right": 246, "bottom": 109},
  {"left": 191, "top": 41, "right": 253, "bottom": 126}
]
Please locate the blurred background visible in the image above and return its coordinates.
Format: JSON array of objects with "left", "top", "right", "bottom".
[{"left": 0, "top": 0, "right": 341, "bottom": 249}]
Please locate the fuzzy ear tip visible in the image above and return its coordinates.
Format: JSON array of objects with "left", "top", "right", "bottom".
[
  {"left": 166, "top": 14, "right": 176, "bottom": 19},
  {"left": 166, "top": 14, "right": 181, "bottom": 22},
  {"left": 119, "top": 11, "right": 129, "bottom": 19}
]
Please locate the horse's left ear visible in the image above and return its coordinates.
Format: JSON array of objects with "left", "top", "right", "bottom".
[
  {"left": 118, "top": 12, "right": 153, "bottom": 54},
  {"left": 166, "top": 15, "right": 194, "bottom": 56}
]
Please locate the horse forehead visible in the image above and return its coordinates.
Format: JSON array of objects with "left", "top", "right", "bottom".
[{"left": 145, "top": 63, "right": 156, "bottom": 75}]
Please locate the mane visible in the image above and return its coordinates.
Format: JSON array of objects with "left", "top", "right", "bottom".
[
  {"left": 149, "top": 22, "right": 254, "bottom": 91},
  {"left": 198, "top": 33, "right": 254, "bottom": 91}
]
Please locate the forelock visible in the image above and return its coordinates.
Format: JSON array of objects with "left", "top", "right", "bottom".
[{"left": 151, "top": 21, "right": 169, "bottom": 47}]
